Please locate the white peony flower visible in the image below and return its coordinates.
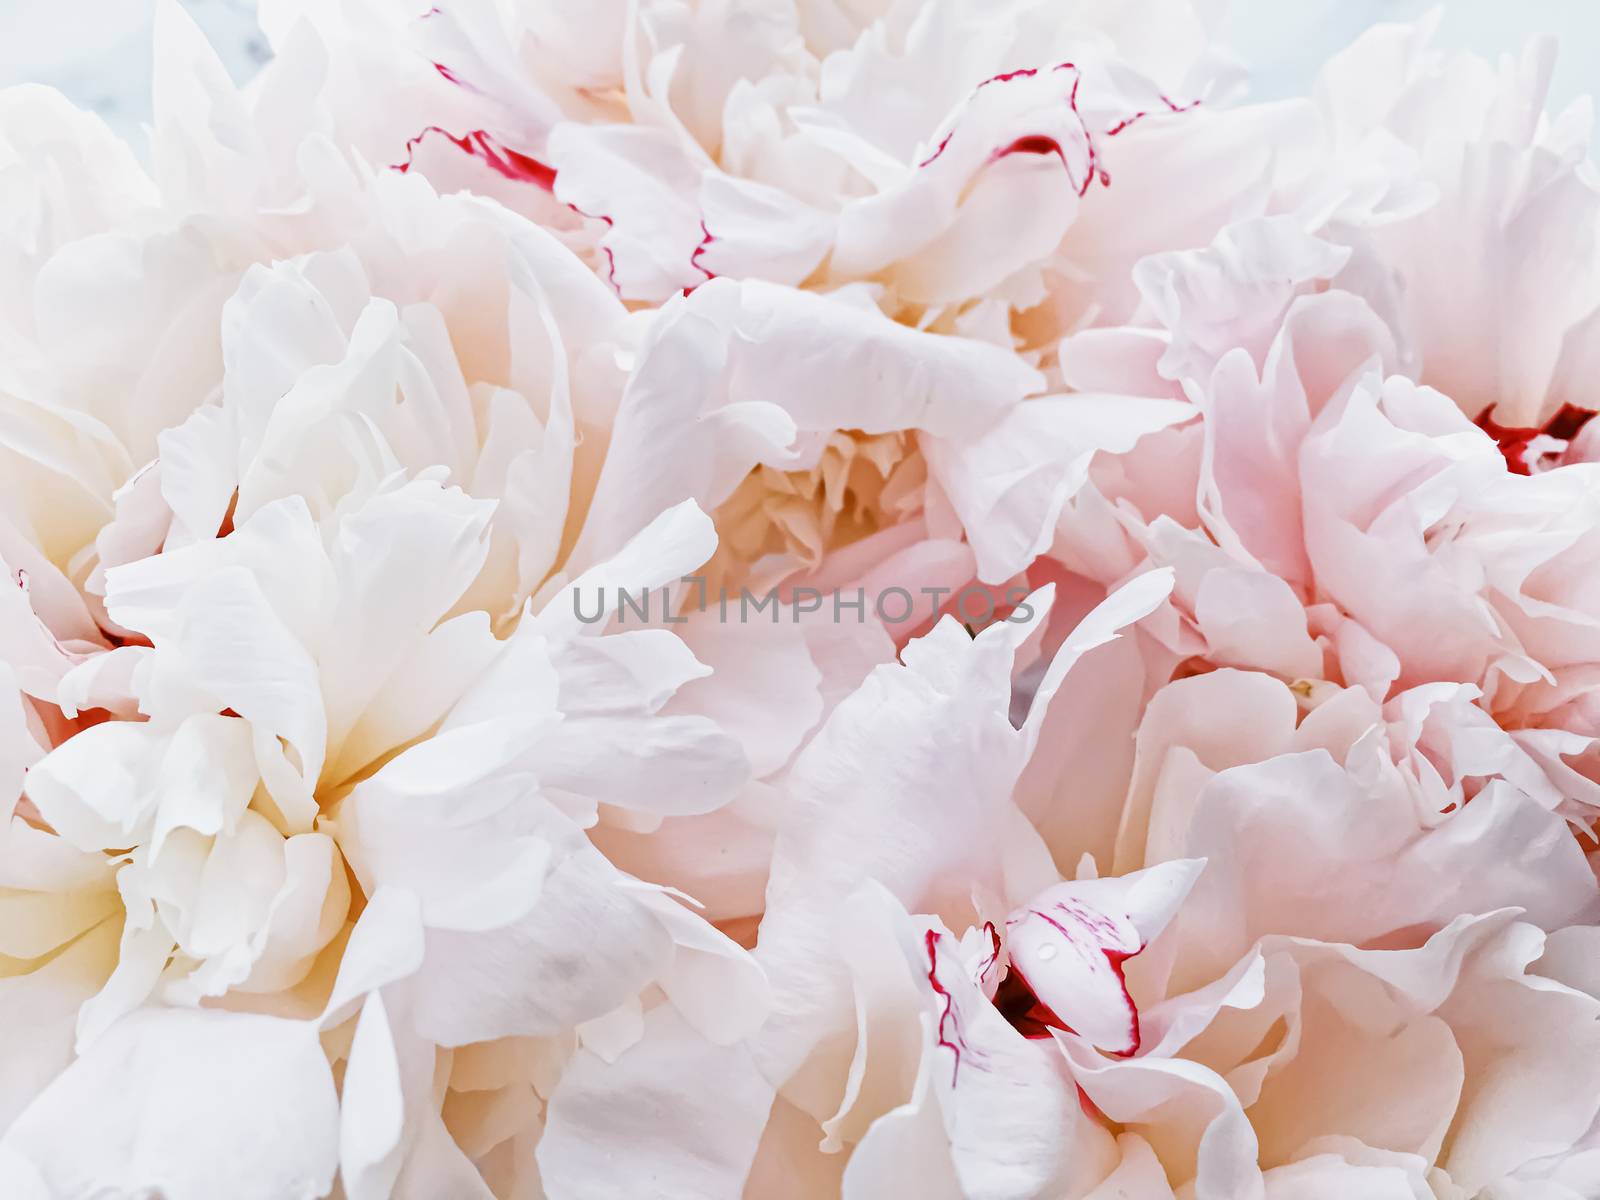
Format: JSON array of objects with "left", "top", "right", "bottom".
[{"left": 3, "top": 2, "right": 1600, "bottom": 1197}]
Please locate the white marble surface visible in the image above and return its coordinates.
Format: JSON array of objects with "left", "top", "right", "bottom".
[
  {"left": 4, "top": 1, "right": 1600, "bottom": 153},
  {"left": 1218, "top": 0, "right": 1600, "bottom": 111},
  {"left": 0, "top": 0, "right": 268, "bottom": 146}
]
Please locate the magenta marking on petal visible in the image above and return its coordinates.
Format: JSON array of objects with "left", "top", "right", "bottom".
[
  {"left": 917, "top": 131, "right": 955, "bottom": 168},
  {"left": 917, "top": 62, "right": 1199, "bottom": 197},
  {"left": 1103, "top": 948, "right": 1140, "bottom": 1057},
  {"left": 978, "top": 66, "right": 1041, "bottom": 89},
  {"left": 1064, "top": 64, "right": 1096, "bottom": 196},
  {"left": 926, "top": 929, "right": 966, "bottom": 1086},
  {"left": 1042, "top": 900, "right": 1122, "bottom": 944},
  {"left": 431, "top": 57, "right": 486, "bottom": 96},
  {"left": 916, "top": 63, "right": 1062, "bottom": 171},
  {"left": 977, "top": 920, "right": 1001, "bottom": 985},
  {"left": 1027, "top": 905, "right": 1143, "bottom": 1056},
  {"left": 564, "top": 201, "right": 622, "bottom": 294},
  {"left": 390, "top": 127, "right": 619, "bottom": 295},
  {"left": 918, "top": 61, "right": 1098, "bottom": 195},
  {"left": 688, "top": 219, "right": 717, "bottom": 287},
  {"left": 1104, "top": 95, "right": 1203, "bottom": 138},
  {"left": 391, "top": 127, "right": 556, "bottom": 191},
  {"left": 989, "top": 134, "right": 1078, "bottom": 181}
]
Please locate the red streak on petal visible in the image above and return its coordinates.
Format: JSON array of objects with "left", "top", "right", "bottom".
[
  {"left": 489, "top": 143, "right": 557, "bottom": 190},
  {"left": 926, "top": 929, "right": 966, "bottom": 1086},
  {"left": 1064, "top": 65, "right": 1102, "bottom": 196},
  {"left": 917, "top": 64, "right": 1054, "bottom": 170},
  {"left": 1019, "top": 906, "right": 1143, "bottom": 1057},
  {"left": 390, "top": 122, "right": 624, "bottom": 299},
  {"left": 1103, "top": 949, "right": 1139, "bottom": 1057},
  {"left": 565, "top": 201, "right": 622, "bottom": 294},
  {"left": 1105, "top": 95, "right": 1203, "bottom": 137},
  {"left": 1042, "top": 899, "right": 1120, "bottom": 942},
  {"left": 916, "top": 131, "right": 955, "bottom": 168},
  {"left": 392, "top": 127, "right": 556, "bottom": 192},
  {"left": 688, "top": 219, "right": 717, "bottom": 287},
  {"left": 989, "top": 133, "right": 1081, "bottom": 187},
  {"left": 993, "top": 133, "right": 1069, "bottom": 159},
  {"left": 976, "top": 920, "right": 1001, "bottom": 985},
  {"left": 979, "top": 66, "right": 1041, "bottom": 88},
  {"left": 1476, "top": 403, "right": 1598, "bottom": 475},
  {"left": 917, "top": 63, "right": 1197, "bottom": 197}
]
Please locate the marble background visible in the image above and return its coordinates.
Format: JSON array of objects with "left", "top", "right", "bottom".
[
  {"left": 5, "top": 1, "right": 1600, "bottom": 153},
  {"left": 3, "top": 0, "right": 269, "bottom": 145}
]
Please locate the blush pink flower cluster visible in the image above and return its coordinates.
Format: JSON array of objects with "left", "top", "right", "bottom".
[{"left": 2, "top": 2, "right": 1599, "bottom": 1197}]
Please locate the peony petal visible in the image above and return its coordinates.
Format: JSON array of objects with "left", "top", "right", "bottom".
[{"left": 0, "top": 1007, "right": 338, "bottom": 1200}]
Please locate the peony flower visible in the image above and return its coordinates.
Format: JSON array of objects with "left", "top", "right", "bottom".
[
  {"left": 4, "top": 2, "right": 1600, "bottom": 1197},
  {"left": 1314, "top": 17, "right": 1600, "bottom": 435},
  {"left": 741, "top": 563, "right": 1600, "bottom": 1196},
  {"left": 291, "top": 0, "right": 1254, "bottom": 321},
  {"left": 0, "top": 10, "right": 781, "bottom": 1194},
  {"left": 256, "top": 0, "right": 1290, "bottom": 611}
]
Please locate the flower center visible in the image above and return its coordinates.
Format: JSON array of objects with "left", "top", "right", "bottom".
[{"left": 710, "top": 430, "right": 922, "bottom": 578}]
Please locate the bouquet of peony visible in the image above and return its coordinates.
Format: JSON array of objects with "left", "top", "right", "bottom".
[{"left": 2, "top": 2, "right": 1598, "bottom": 1197}]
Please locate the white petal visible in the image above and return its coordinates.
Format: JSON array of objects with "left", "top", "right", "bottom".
[
  {"left": 538, "top": 1006, "right": 774, "bottom": 1200},
  {"left": 0, "top": 1008, "right": 338, "bottom": 1200}
]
